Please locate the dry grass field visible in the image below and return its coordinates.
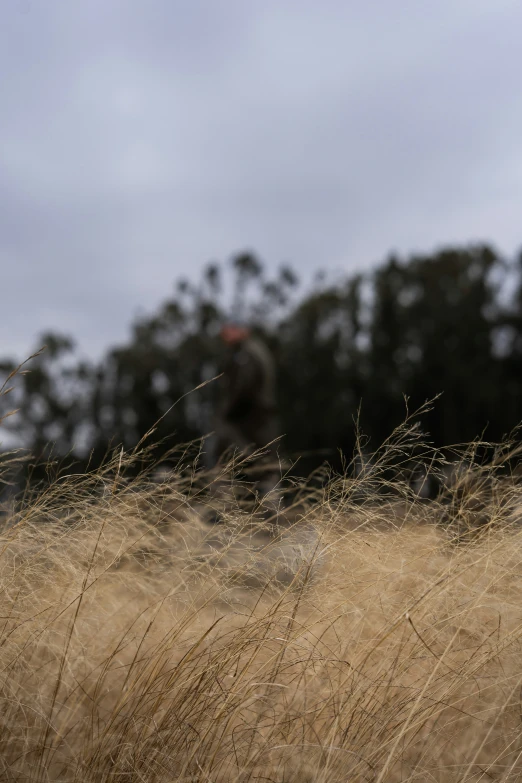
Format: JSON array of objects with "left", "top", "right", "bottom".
[{"left": 2, "top": 430, "right": 522, "bottom": 782}]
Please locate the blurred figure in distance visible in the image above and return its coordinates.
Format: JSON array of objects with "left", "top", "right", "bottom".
[{"left": 208, "top": 321, "right": 282, "bottom": 521}]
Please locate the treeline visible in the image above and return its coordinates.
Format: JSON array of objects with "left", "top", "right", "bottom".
[{"left": 2, "top": 244, "right": 522, "bottom": 478}]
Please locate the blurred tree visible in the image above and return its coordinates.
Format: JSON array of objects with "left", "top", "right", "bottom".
[
  {"left": 0, "top": 243, "right": 518, "bottom": 481},
  {"left": 0, "top": 333, "right": 94, "bottom": 476},
  {"left": 494, "top": 249, "right": 522, "bottom": 435},
  {"left": 84, "top": 252, "right": 298, "bottom": 470},
  {"left": 410, "top": 246, "right": 500, "bottom": 443},
  {"left": 277, "top": 275, "right": 364, "bottom": 471}
]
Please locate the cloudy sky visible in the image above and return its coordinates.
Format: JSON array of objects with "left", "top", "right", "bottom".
[{"left": 2, "top": 0, "right": 521, "bottom": 360}]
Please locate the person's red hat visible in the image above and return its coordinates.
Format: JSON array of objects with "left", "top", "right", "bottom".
[{"left": 220, "top": 322, "right": 250, "bottom": 345}]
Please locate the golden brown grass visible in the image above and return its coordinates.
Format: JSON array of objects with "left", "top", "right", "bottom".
[{"left": 2, "top": 432, "right": 522, "bottom": 782}]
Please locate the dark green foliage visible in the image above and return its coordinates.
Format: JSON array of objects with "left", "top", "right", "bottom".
[{"left": 2, "top": 245, "right": 521, "bottom": 477}]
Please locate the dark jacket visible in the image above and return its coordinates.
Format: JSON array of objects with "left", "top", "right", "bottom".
[{"left": 220, "top": 337, "right": 276, "bottom": 424}]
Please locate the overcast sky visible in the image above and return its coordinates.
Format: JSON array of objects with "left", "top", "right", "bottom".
[{"left": 2, "top": 0, "right": 521, "bottom": 360}]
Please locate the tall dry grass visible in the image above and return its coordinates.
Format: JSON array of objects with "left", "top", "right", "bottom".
[{"left": 2, "top": 421, "right": 522, "bottom": 781}]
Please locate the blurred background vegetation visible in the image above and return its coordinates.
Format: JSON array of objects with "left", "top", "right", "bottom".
[{"left": 2, "top": 243, "right": 522, "bottom": 480}]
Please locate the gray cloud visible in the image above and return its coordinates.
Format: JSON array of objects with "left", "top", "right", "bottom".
[{"left": 1, "top": 0, "right": 522, "bottom": 359}]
